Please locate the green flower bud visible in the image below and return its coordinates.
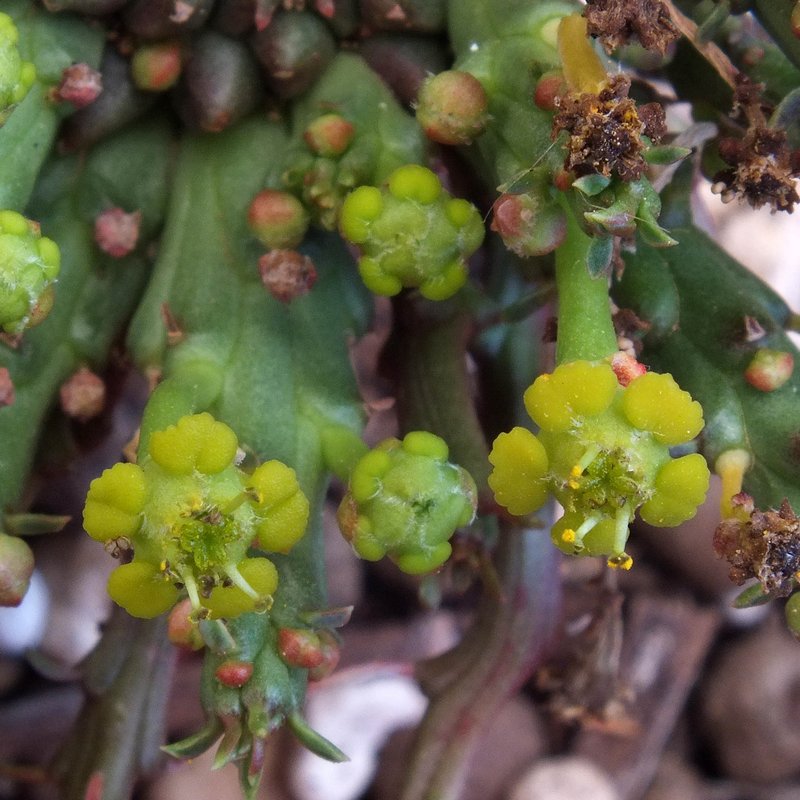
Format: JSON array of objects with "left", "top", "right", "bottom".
[
  {"left": 415, "top": 70, "right": 489, "bottom": 146},
  {"left": 0, "top": 13, "right": 35, "bottom": 123},
  {"left": 337, "top": 431, "right": 477, "bottom": 574},
  {"left": 339, "top": 165, "right": 484, "bottom": 300},
  {"left": 83, "top": 412, "right": 309, "bottom": 619},
  {"left": 0, "top": 210, "right": 61, "bottom": 333}
]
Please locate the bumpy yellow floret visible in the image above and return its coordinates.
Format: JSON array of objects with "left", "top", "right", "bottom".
[
  {"left": 524, "top": 360, "right": 618, "bottom": 432},
  {"left": 148, "top": 412, "right": 239, "bottom": 475},
  {"left": 489, "top": 358, "right": 708, "bottom": 567},
  {"left": 249, "top": 460, "right": 309, "bottom": 553},
  {"left": 487, "top": 427, "right": 549, "bottom": 515},
  {"left": 621, "top": 372, "right": 704, "bottom": 446},
  {"left": 639, "top": 453, "right": 710, "bottom": 527},
  {"left": 84, "top": 412, "right": 311, "bottom": 619},
  {"left": 83, "top": 462, "right": 147, "bottom": 541},
  {"left": 107, "top": 561, "right": 180, "bottom": 619}
]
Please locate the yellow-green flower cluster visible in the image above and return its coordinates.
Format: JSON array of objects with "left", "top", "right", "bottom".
[
  {"left": 489, "top": 360, "right": 710, "bottom": 569},
  {"left": 339, "top": 164, "right": 484, "bottom": 301},
  {"left": 337, "top": 431, "right": 477, "bottom": 574},
  {"left": 0, "top": 12, "right": 35, "bottom": 122},
  {"left": 83, "top": 412, "right": 310, "bottom": 619},
  {"left": 0, "top": 210, "right": 60, "bottom": 333}
]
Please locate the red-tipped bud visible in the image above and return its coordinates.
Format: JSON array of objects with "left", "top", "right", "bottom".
[
  {"left": 0, "top": 367, "right": 14, "bottom": 407},
  {"left": 278, "top": 627, "right": 324, "bottom": 668},
  {"left": 131, "top": 41, "right": 183, "bottom": 91},
  {"left": 247, "top": 190, "right": 309, "bottom": 250},
  {"left": 303, "top": 113, "right": 355, "bottom": 157},
  {"left": 534, "top": 70, "right": 566, "bottom": 111},
  {"left": 54, "top": 63, "right": 103, "bottom": 108},
  {"left": 59, "top": 367, "right": 106, "bottom": 422},
  {"left": 792, "top": 1, "right": 800, "bottom": 38},
  {"left": 167, "top": 599, "right": 205, "bottom": 651},
  {"left": 307, "top": 629, "right": 341, "bottom": 681},
  {"left": 744, "top": 348, "right": 794, "bottom": 391},
  {"left": 491, "top": 193, "right": 567, "bottom": 257},
  {"left": 215, "top": 659, "right": 254, "bottom": 687},
  {"left": 94, "top": 207, "right": 142, "bottom": 258},
  {"left": 416, "top": 70, "right": 489, "bottom": 146},
  {"left": 0, "top": 533, "right": 34, "bottom": 607},
  {"left": 610, "top": 352, "right": 647, "bottom": 387},
  {"left": 258, "top": 250, "right": 317, "bottom": 303}
]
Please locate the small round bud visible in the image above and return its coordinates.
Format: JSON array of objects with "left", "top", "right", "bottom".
[
  {"left": 0, "top": 533, "right": 34, "bottom": 607},
  {"left": 533, "top": 71, "right": 566, "bottom": 111},
  {"left": 215, "top": 659, "right": 254, "bottom": 687},
  {"left": 54, "top": 63, "right": 103, "bottom": 108},
  {"left": 131, "top": 41, "right": 183, "bottom": 91},
  {"left": 744, "top": 348, "right": 794, "bottom": 392},
  {"left": 94, "top": 208, "right": 142, "bottom": 258},
  {"left": 167, "top": 599, "right": 205, "bottom": 650},
  {"left": 59, "top": 367, "right": 106, "bottom": 422},
  {"left": 258, "top": 249, "right": 317, "bottom": 303},
  {"left": 415, "top": 70, "right": 489, "bottom": 146},
  {"left": 307, "top": 629, "right": 341, "bottom": 681},
  {"left": 491, "top": 193, "right": 566, "bottom": 257},
  {"left": 303, "top": 113, "right": 355, "bottom": 157},
  {"left": 792, "top": 1, "right": 800, "bottom": 39},
  {"left": 247, "top": 190, "right": 309, "bottom": 250},
  {"left": 278, "top": 627, "right": 324, "bottom": 669}
]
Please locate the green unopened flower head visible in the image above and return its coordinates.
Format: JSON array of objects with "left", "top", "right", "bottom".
[
  {"left": 83, "top": 412, "right": 310, "bottom": 619},
  {"left": 0, "top": 210, "right": 60, "bottom": 333},
  {"left": 337, "top": 431, "right": 477, "bottom": 574},
  {"left": 339, "top": 164, "right": 485, "bottom": 301},
  {"left": 489, "top": 360, "right": 709, "bottom": 569},
  {"left": 0, "top": 13, "right": 35, "bottom": 122}
]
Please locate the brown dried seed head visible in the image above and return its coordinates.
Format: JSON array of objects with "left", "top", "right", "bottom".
[{"left": 584, "top": 0, "right": 680, "bottom": 55}]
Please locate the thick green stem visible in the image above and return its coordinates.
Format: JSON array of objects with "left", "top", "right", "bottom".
[
  {"left": 554, "top": 204, "right": 618, "bottom": 364},
  {"left": 388, "top": 296, "right": 491, "bottom": 489}
]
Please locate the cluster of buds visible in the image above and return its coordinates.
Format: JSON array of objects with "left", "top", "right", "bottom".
[
  {"left": 489, "top": 359, "right": 709, "bottom": 569},
  {"left": 339, "top": 164, "right": 484, "bottom": 300},
  {"left": 283, "top": 111, "right": 361, "bottom": 230},
  {"left": 83, "top": 412, "right": 309, "bottom": 618},
  {"left": 337, "top": 431, "right": 478, "bottom": 574}
]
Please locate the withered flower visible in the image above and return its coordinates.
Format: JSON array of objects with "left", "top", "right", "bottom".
[
  {"left": 713, "top": 493, "right": 800, "bottom": 596},
  {"left": 552, "top": 74, "right": 666, "bottom": 182},
  {"left": 711, "top": 75, "right": 800, "bottom": 213},
  {"left": 584, "top": 0, "right": 679, "bottom": 55}
]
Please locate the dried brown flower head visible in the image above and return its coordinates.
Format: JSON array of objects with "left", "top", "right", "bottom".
[
  {"left": 552, "top": 74, "right": 666, "bottom": 182},
  {"left": 711, "top": 75, "right": 800, "bottom": 213},
  {"left": 713, "top": 494, "right": 800, "bottom": 596},
  {"left": 584, "top": 0, "right": 679, "bottom": 55}
]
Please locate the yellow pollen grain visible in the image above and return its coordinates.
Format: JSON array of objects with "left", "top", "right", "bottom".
[
  {"left": 608, "top": 553, "right": 633, "bottom": 570},
  {"left": 561, "top": 528, "right": 576, "bottom": 543}
]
